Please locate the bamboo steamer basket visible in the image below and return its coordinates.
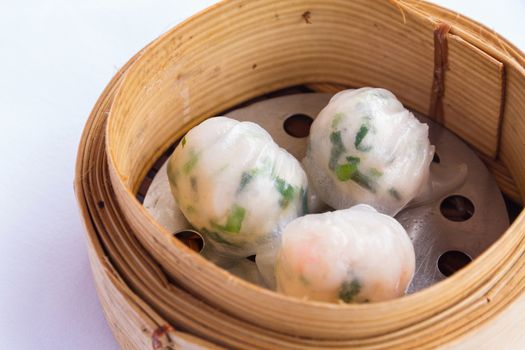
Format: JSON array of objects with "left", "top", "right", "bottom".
[{"left": 74, "top": 0, "right": 525, "bottom": 349}]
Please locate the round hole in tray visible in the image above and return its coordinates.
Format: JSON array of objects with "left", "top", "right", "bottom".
[
  {"left": 432, "top": 152, "right": 440, "bottom": 164},
  {"left": 438, "top": 250, "right": 472, "bottom": 277},
  {"left": 440, "top": 195, "right": 475, "bottom": 222},
  {"left": 283, "top": 113, "right": 313, "bottom": 138},
  {"left": 174, "top": 230, "right": 204, "bottom": 253}
]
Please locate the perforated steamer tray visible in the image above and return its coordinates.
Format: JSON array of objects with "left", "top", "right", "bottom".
[{"left": 142, "top": 92, "right": 509, "bottom": 293}]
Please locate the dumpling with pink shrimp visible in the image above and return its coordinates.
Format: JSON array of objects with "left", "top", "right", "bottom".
[{"left": 275, "top": 204, "right": 415, "bottom": 303}]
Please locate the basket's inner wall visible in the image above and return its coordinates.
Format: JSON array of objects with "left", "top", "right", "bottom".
[
  {"left": 500, "top": 66, "right": 525, "bottom": 200},
  {"left": 444, "top": 34, "right": 504, "bottom": 158}
]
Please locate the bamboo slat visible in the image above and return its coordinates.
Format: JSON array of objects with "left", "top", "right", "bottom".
[{"left": 442, "top": 33, "right": 505, "bottom": 158}]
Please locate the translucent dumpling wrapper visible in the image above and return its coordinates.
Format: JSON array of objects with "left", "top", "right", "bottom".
[
  {"left": 303, "top": 88, "right": 434, "bottom": 216},
  {"left": 275, "top": 205, "right": 415, "bottom": 303},
  {"left": 167, "top": 117, "right": 309, "bottom": 257}
]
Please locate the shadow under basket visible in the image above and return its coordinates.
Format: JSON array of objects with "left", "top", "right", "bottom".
[{"left": 75, "top": 1, "right": 525, "bottom": 349}]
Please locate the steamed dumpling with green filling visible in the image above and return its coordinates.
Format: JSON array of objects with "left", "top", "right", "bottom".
[
  {"left": 303, "top": 88, "right": 434, "bottom": 216},
  {"left": 275, "top": 205, "right": 415, "bottom": 303},
  {"left": 167, "top": 117, "right": 308, "bottom": 257}
]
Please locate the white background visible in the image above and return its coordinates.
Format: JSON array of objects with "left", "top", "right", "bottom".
[{"left": 0, "top": 1, "right": 523, "bottom": 349}]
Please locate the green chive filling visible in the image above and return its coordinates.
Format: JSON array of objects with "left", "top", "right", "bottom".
[
  {"left": 339, "top": 279, "right": 361, "bottom": 303},
  {"left": 211, "top": 204, "right": 246, "bottom": 233},
  {"left": 181, "top": 136, "right": 187, "bottom": 148},
  {"left": 346, "top": 156, "right": 360, "bottom": 164},
  {"left": 351, "top": 171, "right": 377, "bottom": 193},
  {"left": 237, "top": 164, "right": 299, "bottom": 210},
  {"left": 238, "top": 171, "right": 254, "bottom": 193},
  {"left": 389, "top": 188, "right": 402, "bottom": 200},
  {"left": 329, "top": 131, "right": 346, "bottom": 170},
  {"left": 225, "top": 205, "right": 246, "bottom": 232},
  {"left": 275, "top": 177, "right": 295, "bottom": 208},
  {"left": 333, "top": 154, "right": 379, "bottom": 193},
  {"left": 354, "top": 124, "right": 372, "bottom": 152},
  {"left": 182, "top": 152, "right": 199, "bottom": 174},
  {"left": 335, "top": 163, "right": 358, "bottom": 181}
]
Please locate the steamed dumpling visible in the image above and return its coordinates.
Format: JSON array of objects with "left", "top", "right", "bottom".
[
  {"left": 303, "top": 88, "right": 434, "bottom": 216},
  {"left": 167, "top": 117, "right": 308, "bottom": 257},
  {"left": 275, "top": 205, "right": 415, "bottom": 303}
]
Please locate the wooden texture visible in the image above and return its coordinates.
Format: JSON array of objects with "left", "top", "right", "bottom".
[
  {"left": 75, "top": 52, "right": 222, "bottom": 350},
  {"left": 478, "top": 153, "right": 522, "bottom": 205},
  {"left": 74, "top": 0, "right": 525, "bottom": 349},
  {"left": 441, "top": 33, "right": 505, "bottom": 158}
]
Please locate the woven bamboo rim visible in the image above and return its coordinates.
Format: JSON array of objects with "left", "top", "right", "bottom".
[{"left": 76, "top": 0, "right": 525, "bottom": 348}]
